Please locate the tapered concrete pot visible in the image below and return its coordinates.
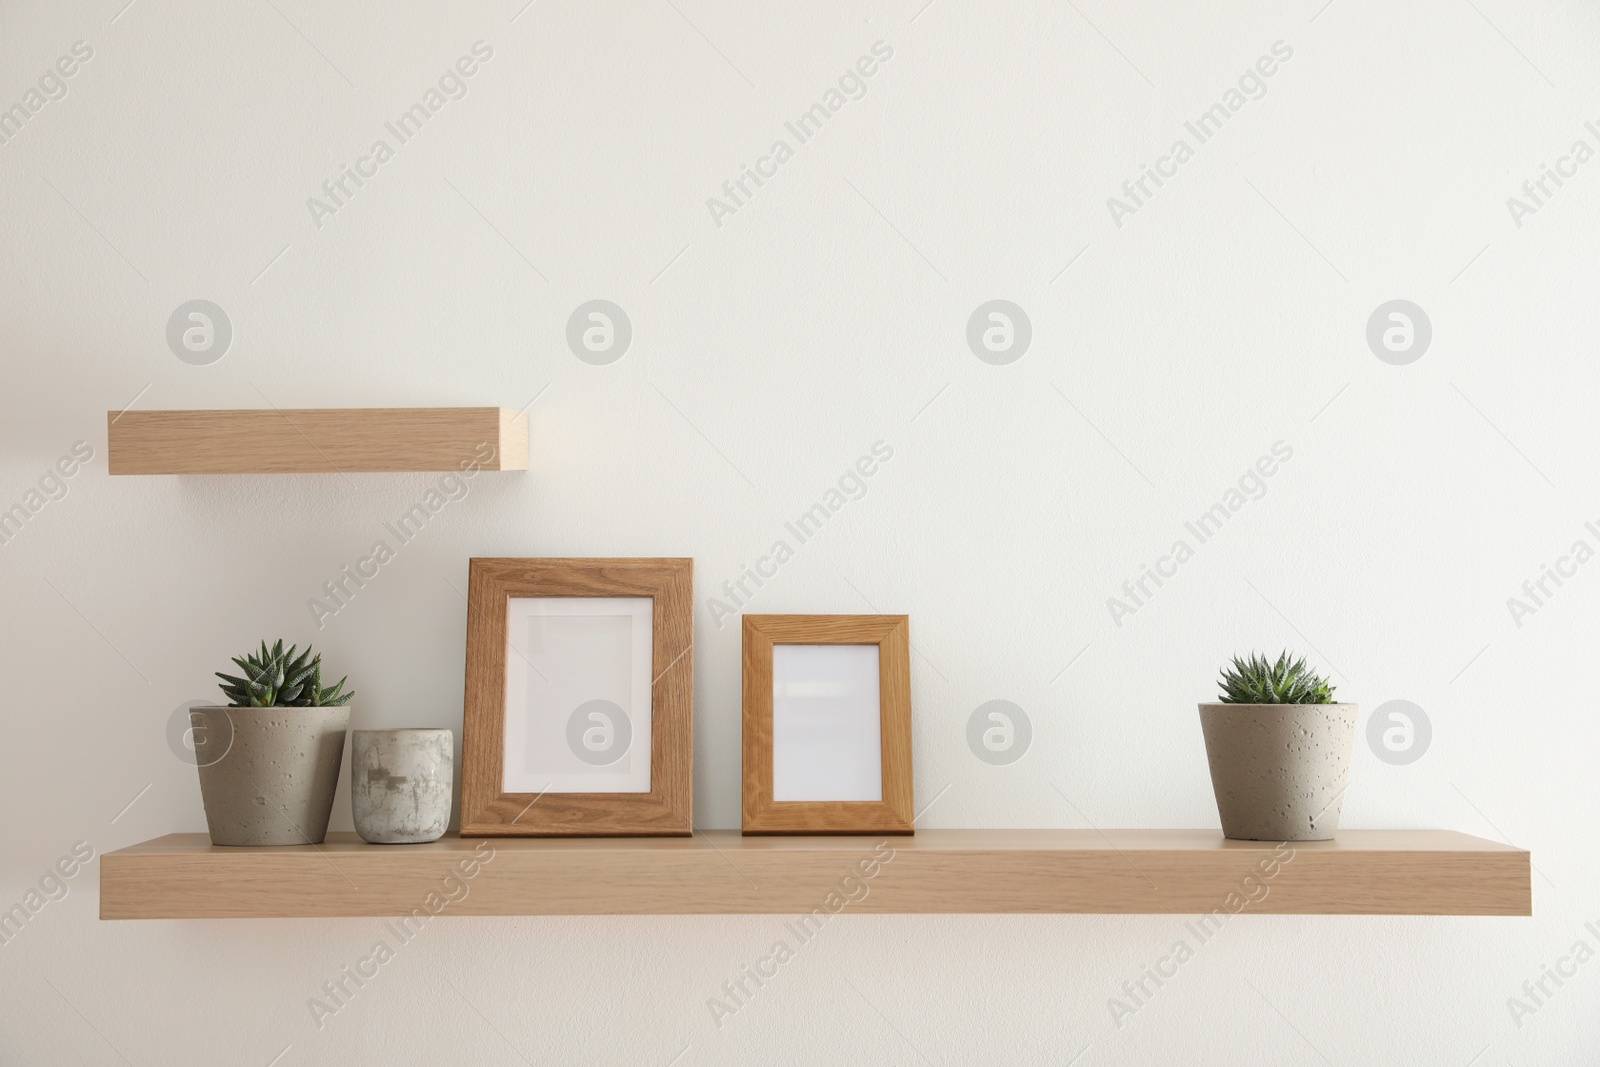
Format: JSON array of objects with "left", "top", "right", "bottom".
[
  {"left": 190, "top": 706, "right": 349, "bottom": 846},
  {"left": 351, "top": 729, "right": 453, "bottom": 844},
  {"left": 1198, "top": 703, "right": 1358, "bottom": 841}
]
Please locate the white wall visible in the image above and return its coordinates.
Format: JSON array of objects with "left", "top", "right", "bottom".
[{"left": 2, "top": 0, "right": 1596, "bottom": 1062}]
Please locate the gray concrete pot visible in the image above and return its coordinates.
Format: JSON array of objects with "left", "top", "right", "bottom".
[
  {"left": 190, "top": 705, "right": 349, "bottom": 846},
  {"left": 351, "top": 729, "right": 453, "bottom": 844},
  {"left": 1198, "top": 703, "right": 1358, "bottom": 841}
]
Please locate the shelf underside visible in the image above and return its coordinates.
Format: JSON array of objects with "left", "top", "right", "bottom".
[{"left": 100, "top": 829, "right": 1530, "bottom": 918}]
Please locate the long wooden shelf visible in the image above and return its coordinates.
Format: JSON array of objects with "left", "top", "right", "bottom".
[
  {"left": 99, "top": 830, "right": 1529, "bottom": 918},
  {"left": 107, "top": 407, "right": 528, "bottom": 474}
]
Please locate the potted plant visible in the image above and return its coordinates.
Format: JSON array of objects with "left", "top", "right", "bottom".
[
  {"left": 190, "top": 640, "right": 354, "bottom": 846},
  {"left": 1199, "top": 652, "right": 1356, "bottom": 841}
]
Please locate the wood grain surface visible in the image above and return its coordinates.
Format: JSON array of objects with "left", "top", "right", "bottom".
[
  {"left": 460, "top": 558, "right": 694, "bottom": 837},
  {"left": 99, "top": 829, "right": 1532, "bottom": 918},
  {"left": 742, "top": 615, "right": 915, "bottom": 835},
  {"left": 107, "top": 407, "right": 528, "bottom": 474}
]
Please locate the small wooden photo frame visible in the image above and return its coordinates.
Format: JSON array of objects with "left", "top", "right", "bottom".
[
  {"left": 461, "top": 558, "right": 693, "bottom": 836},
  {"left": 741, "top": 615, "right": 914, "bottom": 835}
]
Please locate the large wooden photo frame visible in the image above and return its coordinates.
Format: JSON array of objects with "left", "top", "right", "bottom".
[
  {"left": 461, "top": 558, "right": 693, "bottom": 836},
  {"left": 742, "top": 614, "right": 914, "bottom": 835}
]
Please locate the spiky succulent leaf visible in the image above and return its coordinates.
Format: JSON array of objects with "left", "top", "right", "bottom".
[
  {"left": 216, "top": 640, "right": 354, "bottom": 708},
  {"left": 284, "top": 646, "right": 316, "bottom": 689},
  {"left": 1217, "top": 651, "right": 1335, "bottom": 705},
  {"left": 294, "top": 659, "right": 323, "bottom": 707},
  {"left": 319, "top": 676, "right": 352, "bottom": 706}
]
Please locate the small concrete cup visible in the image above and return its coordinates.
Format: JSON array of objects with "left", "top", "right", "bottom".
[{"left": 351, "top": 729, "right": 454, "bottom": 844}]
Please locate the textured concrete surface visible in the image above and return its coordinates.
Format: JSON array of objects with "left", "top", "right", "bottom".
[
  {"left": 1198, "top": 703, "right": 1358, "bottom": 840},
  {"left": 192, "top": 706, "right": 349, "bottom": 846},
  {"left": 351, "top": 729, "right": 452, "bottom": 844}
]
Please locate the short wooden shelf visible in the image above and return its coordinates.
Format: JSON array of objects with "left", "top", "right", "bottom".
[
  {"left": 99, "top": 829, "right": 1529, "bottom": 918},
  {"left": 107, "top": 407, "right": 528, "bottom": 474}
]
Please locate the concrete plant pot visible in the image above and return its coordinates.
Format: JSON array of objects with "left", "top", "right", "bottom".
[
  {"left": 1198, "top": 702, "right": 1358, "bottom": 841},
  {"left": 190, "top": 705, "right": 349, "bottom": 846},
  {"left": 351, "top": 729, "right": 454, "bottom": 844}
]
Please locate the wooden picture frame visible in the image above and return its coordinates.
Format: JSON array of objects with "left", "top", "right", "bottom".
[
  {"left": 461, "top": 558, "right": 693, "bottom": 836},
  {"left": 742, "top": 614, "right": 914, "bottom": 835}
]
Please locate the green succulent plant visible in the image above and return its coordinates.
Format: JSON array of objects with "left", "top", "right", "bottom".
[
  {"left": 1217, "top": 651, "right": 1335, "bottom": 705},
  {"left": 215, "top": 639, "right": 354, "bottom": 708}
]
